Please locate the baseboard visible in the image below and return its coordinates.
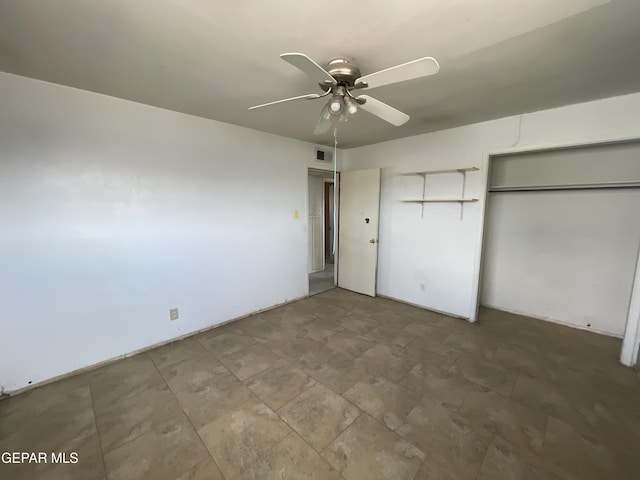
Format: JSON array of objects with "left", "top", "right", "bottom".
[
  {"left": 4, "top": 294, "right": 308, "bottom": 399},
  {"left": 376, "top": 294, "right": 469, "bottom": 321},
  {"left": 480, "top": 303, "right": 623, "bottom": 338}
]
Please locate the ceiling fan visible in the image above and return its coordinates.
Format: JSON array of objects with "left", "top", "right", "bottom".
[{"left": 249, "top": 53, "right": 440, "bottom": 135}]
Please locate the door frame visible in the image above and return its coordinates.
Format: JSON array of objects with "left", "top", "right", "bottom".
[
  {"left": 323, "top": 180, "right": 335, "bottom": 264},
  {"left": 470, "top": 135, "right": 640, "bottom": 366}
]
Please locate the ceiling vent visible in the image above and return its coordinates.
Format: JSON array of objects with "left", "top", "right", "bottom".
[{"left": 315, "top": 148, "right": 333, "bottom": 163}]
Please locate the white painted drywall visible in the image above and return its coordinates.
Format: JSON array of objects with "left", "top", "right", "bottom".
[
  {"left": 483, "top": 190, "right": 640, "bottom": 337},
  {"left": 0, "top": 72, "right": 337, "bottom": 392},
  {"left": 343, "top": 92, "right": 640, "bottom": 322},
  {"left": 481, "top": 145, "right": 640, "bottom": 337}
]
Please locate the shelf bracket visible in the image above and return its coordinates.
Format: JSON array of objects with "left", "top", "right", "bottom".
[
  {"left": 420, "top": 173, "right": 427, "bottom": 219},
  {"left": 459, "top": 170, "right": 469, "bottom": 220}
]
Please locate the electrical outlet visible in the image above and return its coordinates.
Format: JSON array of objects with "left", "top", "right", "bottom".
[{"left": 169, "top": 308, "right": 179, "bottom": 321}]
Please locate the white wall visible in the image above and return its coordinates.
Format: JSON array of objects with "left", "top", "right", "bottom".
[
  {"left": 483, "top": 189, "right": 640, "bottom": 337},
  {"left": 343, "top": 92, "right": 640, "bottom": 321},
  {"left": 0, "top": 72, "right": 336, "bottom": 393}
]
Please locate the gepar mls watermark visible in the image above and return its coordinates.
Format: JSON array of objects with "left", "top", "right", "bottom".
[{"left": 2, "top": 452, "right": 79, "bottom": 464}]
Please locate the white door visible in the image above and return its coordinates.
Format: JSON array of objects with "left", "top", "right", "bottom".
[{"left": 338, "top": 168, "right": 381, "bottom": 296}]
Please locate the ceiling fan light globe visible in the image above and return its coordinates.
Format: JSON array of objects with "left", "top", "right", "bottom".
[
  {"left": 328, "top": 97, "right": 344, "bottom": 115},
  {"left": 344, "top": 96, "right": 359, "bottom": 116}
]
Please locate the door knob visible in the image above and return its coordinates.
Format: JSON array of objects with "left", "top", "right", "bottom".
[{"left": 369, "top": 239, "right": 376, "bottom": 244}]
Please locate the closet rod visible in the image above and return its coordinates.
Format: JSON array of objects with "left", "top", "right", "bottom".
[{"left": 489, "top": 182, "right": 640, "bottom": 193}]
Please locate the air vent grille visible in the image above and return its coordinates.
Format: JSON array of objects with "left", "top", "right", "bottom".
[{"left": 315, "top": 148, "right": 333, "bottom": 163}]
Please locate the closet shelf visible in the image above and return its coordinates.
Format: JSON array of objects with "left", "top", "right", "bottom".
[{"left": 489, "top": 181, "right": 640, "bottom": 192}]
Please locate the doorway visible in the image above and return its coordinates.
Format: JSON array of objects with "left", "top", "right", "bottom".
[
  {"left": 324, "top": 181, "right": 335, "bottom": 265},
  {"left": 308, "top": 169, "right": 336, "bottom": 296}
]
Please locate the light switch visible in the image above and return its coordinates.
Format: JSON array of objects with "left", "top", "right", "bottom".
[{"left": 294, "top": 210, "right": 299, "bottom": 219}]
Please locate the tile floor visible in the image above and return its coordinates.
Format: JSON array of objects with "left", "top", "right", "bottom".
[
  {"left": 309, "top": 263, "right": 335, "bottom": 296},
  {"left": 1, "top": 288, "right": 640, "bottom": 479}
]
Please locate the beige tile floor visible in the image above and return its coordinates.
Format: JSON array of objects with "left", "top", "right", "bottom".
[
  {"left": 1, "top": 288, "right": 640, "bottom": 479},
  {"left": 309, "top": 263, "right": 335, "bottom": 296}
]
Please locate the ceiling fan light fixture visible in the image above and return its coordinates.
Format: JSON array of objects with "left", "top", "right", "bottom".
[
  {"left": 343, "top": 95, "right": 359, "bottom": 116},
  {"left": 328, "top": 96, "right": 344, "bottom": 115},
  {"left": 320, "top": 105, "right": 331, "bottom": 121}
]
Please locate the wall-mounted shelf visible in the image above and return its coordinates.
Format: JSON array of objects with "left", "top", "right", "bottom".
[
  {"left": 400, "top": 166, "right": 480, "bottom": 219},
  {"left": 400, "top": 167, "right": 479, "bottom": 176},
  {"left": 402, "top": 198, "right": 478, "bottom": 203}
]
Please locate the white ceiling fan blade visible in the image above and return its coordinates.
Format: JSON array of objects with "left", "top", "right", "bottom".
[
  {"left": 248, "top": 93, "right": 321, "bottom": 110},
  {"left": 357, "top": 95, "right": 410, "bottom": 126},
  {"left": 281, "top": 53, "right": 337, "bottom": 85},
  {"left": 357, "top": 57, "right": 440, "bottom": 89}
]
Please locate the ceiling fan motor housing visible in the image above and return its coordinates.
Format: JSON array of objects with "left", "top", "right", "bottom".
[{"left": 323, "top": 58, "right": 361, "bottom": 87}]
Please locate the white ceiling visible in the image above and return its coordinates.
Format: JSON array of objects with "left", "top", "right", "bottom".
[{"left": 1, "top": 0, "right": 639, "bottom": 148}]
